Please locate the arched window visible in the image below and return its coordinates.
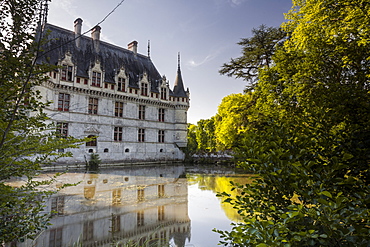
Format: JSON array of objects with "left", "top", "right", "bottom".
[{"left": 86, "top": 135, "right": 97, "bottom": 147}]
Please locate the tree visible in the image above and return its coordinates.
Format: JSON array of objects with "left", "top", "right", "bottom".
[
  {"left": 195, "top": 118, "right": 217, "bottom": 152},
  {"left": 0, "top": 0, "right": 83, "bottom": 243},
  {"left": 215, "top": 92, "right": 255, "bottom": 150},
  {"left": 216, "top": 0, "right": 370, "bottom": 246},
  {"left": 186, "top": 123, "right": 198, "bottom": 156},
  {"left": 219, "top": 25, "right": 286, "bottom": 91}
]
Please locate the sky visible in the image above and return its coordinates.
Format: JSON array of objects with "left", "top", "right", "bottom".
[{"left": 47, "top": 0, "right": 293, "bottom": 124}]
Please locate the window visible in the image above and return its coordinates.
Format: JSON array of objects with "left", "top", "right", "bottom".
[
  {"left": 111, "top": 215, "right": 121, "bottom": 233},
  {"left": 58, "top": 93, "right": 70, "bottom": 111},
  {"left": 92, "top": 71, "right": 101, "bottom": 87},
  {"left": 51, "top": 196, "right": 65, "bottom": 216},
  {"left": 83, "top": 221, "right": 94, "bottom": 241},
  {"left": 112, "top": 189, "right": 122, "bottom": 205},
  {"left": 160, "top": 87, "right": 167, "bottom": 100},
  {"left": 158, "top": 184, "right": 165, "bottom": 198},
  {"left": 49, "top": 228, "right": 63, "bottom": 247},
  {"left": 158, "top": 130, "right": 165, "bottom": 143},
  {"left": 158, "top": 108, "right": 165, "bottom": 122},
  {"left": 137, "top": 188, "right": 144, "bottom": 202},
  {"left": 86, "top": 135, "right": 97, "bottom": 147},
  {"left": 138, "top": 129, "right": 145, "bottom": 142},
  {"left": 138, "top": 105, "right": 145, "bottom": 120},
  {"left": 158, "top": 206, "right": 165, "bottom": 221},
  {"left": 118, "top": 77, "right": 125, "bottom": 92},
  {"left": 61, "top": 64, "right": 73, "bottom": 81},
  {"left": 56, "top": 122, "right": 68, "bottom": 138},
  {"left": 88, "top": 98, "right": 98, "bottom": 114},
  {"left": 115, "top": 102, "right": 123, "bottom": 117},
  {"left": 141, "top": 82, "right": 148, "bottom": 96},
  {"left": 137, "top": 211, "right": 144, "bottom": 227},
  {"left": 114, "top": 127, "right": 123, "bottom": 141}
]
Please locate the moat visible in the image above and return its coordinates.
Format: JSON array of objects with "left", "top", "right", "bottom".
[{"left": 9, "top": 164, "right": 252, "bottom": 247}]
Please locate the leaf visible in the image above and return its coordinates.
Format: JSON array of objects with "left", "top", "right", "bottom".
[{"left": 319, "top": 191, "right": 332, "bottom": 198}]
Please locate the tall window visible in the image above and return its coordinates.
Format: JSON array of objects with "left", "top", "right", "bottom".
[
  {"left": 111, "top": 215, "right": 121, "bottom": 233},
  {"left": 115, "top": 102, "right": 124, "bottom": 117},
  {"left": 58, "top": 93, "right": 70, "bottom": 111},
  {"left": 138, "top": 105, "right": 145, "bottom": 120},
  {"left": 158, "top": 130, "right": 165, "bottom": 143},
  {"left": 160, "top": 87, "right": 167, "bottom": 100},
  {"left": 51, "top": 196, "right": 65, "bottom": 216},
  {"left": 138, "top": 128, "right": 145, "bottom": 142},
  {"left": 137, "top": 211, "right": 144, "bottom": 227},
  {"left": 83, "top": 221, "right": 94, "bottom": 241},
  {"left": 114, "top": 127, "right": 123, "bottom": 141},
  {"left": 141, "top": 82, "right": 148, "bottom": 96},
  {"left": 137, "top": 188, "right": 144, "bottom": 202},
  {"left": 49, "top": 228, "right": 63, "bottom": 247},
  {"left": 112, "top": 189, "right": 122, "bottom": 205},
  {"left": 158, "top": 184, "right": 165, "bottom": 198},
  {"left": 92, "top": 71, "right": 101, "bottom": 87},
  {"left": 158, "top": 206, "right": 165, "bottom": 221},
  {"left": 56, "top": 122, "right": 68, "bottom": 138},
  {"left": 117, "top": 77, "right": 125, "bottom": 92},
  {"left": 158, "top": 108, "right": 165, "bottom": 122},
  {"left": 88, "top": 98, "right": 98, "bottom": 114},
  {"left": 86, "top": 135, "right": 97, "bottom": 147},
  {"left": 61, "top": 64, "right": 73, "bottom": 81}
]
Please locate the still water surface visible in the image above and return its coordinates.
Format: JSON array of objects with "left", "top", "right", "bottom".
[{"left": 16, "top": 164, "right": 252, "bottom": 247}]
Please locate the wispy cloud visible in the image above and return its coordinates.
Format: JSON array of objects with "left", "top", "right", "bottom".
[
  {"left": 187, "top": 54, "right": 215, "bottom": 68},
  {"left": 228, "top": 0, "right": 248, "bottom": 7},
  {"left": 187, "top": 46, "right": 226, "bottom": 69}
]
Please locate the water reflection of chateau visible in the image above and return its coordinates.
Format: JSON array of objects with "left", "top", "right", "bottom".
[{"left": 18, "top": 166, "right": 191, "bottom": 247}]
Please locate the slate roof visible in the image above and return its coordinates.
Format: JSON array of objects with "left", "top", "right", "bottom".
[{"left": 37, "top": 23, "right": 187, "bottom": 97}]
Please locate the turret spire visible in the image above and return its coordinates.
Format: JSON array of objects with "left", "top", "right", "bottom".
[
  {"left": 178, "top": 52, "right": 180, "bottom": 70},
  {"left": 173, "top": 52, "right": 187, "bottom": 97},
  {"left": 148, "top": 40, "right": 150, "bottom": 58}
]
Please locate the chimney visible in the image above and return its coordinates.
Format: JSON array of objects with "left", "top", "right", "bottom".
[
  {"left": 91, "top": 25, "right": 101, "bottom": 52},
  {"left": 128, "top": 41, "right": 138, "bottom": 55},
  {"left": 74, "top": 18, "right": 83, "bottom": 48}
]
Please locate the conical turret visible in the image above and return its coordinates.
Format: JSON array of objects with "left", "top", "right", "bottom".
[{"left": 173, "top": 53, "right": 188, "bottom": 97}]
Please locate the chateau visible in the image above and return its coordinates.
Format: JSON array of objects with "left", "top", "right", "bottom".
[{"left": 37, "top": 19, "right": 190, "bottom": 164}]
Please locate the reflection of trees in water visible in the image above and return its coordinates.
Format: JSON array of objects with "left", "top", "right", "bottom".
[{"left": 188, "top": 174, "right": 253, "bottom": 222}]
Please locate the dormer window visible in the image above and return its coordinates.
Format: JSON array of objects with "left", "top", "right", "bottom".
[
  {"left": 92, "top": 71, "right": 101, "bottom": 87},
  {"left": 118, "top": 77, "right": 125, "bottom": 92},
  {"left": 61, "top": 65, "right": 73, "bottom": 82},
  {"left": 141, "top": 82, "right": 148, "bottom": 96},
  {"left": 160, "top": 87, "right": 167, "bottom": 100}
]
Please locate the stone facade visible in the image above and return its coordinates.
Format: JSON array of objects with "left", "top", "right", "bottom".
[{"left": 37, "top": 19, "right": 190, "bottom": 164}]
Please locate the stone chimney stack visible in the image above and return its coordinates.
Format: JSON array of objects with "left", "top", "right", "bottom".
[
  {"left": 91, "top": 25, "right": 101, "bottom": 52},
  {"left": 74, "top": 18, "right": 83, "bottom": 48},
  {"left": 128, "top": 41, "right": 138, "bottom": 55}
]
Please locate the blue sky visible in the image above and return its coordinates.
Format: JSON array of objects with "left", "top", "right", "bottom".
[{"left": 48, "top": 0, "right": 293, "bottom": 124}]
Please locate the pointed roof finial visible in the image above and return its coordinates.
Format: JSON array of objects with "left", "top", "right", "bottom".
[
  {"left": 178, "top": 52, "right": 180, "bottom": 70},
  {"left": 147, "top": 40, "right": 150, "bottom": 58}
]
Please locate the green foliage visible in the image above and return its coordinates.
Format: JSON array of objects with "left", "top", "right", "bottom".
[
  {"left": 86, "top": 153, "right": 101, "bottom": 171},
  {"left": 215, "top": 92, "right": 255, "bottom": 150},
  {"left": 219, "top": 25, "right": 286, "bottom": 91},
  {"left": 186, "top": 123, "right": 198, "bottom": 155},
  {"left": 196, "top": 117, "right": 217, "bottom": 152},
  {"left": 186, "top": 118, "right": 217, "bottom": 155},
  {"left": 216, "top": 0, "right": 370, "bottom": 246},
  {"left": 0, "top": 0, "right": 84, "bottom": 243}
]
